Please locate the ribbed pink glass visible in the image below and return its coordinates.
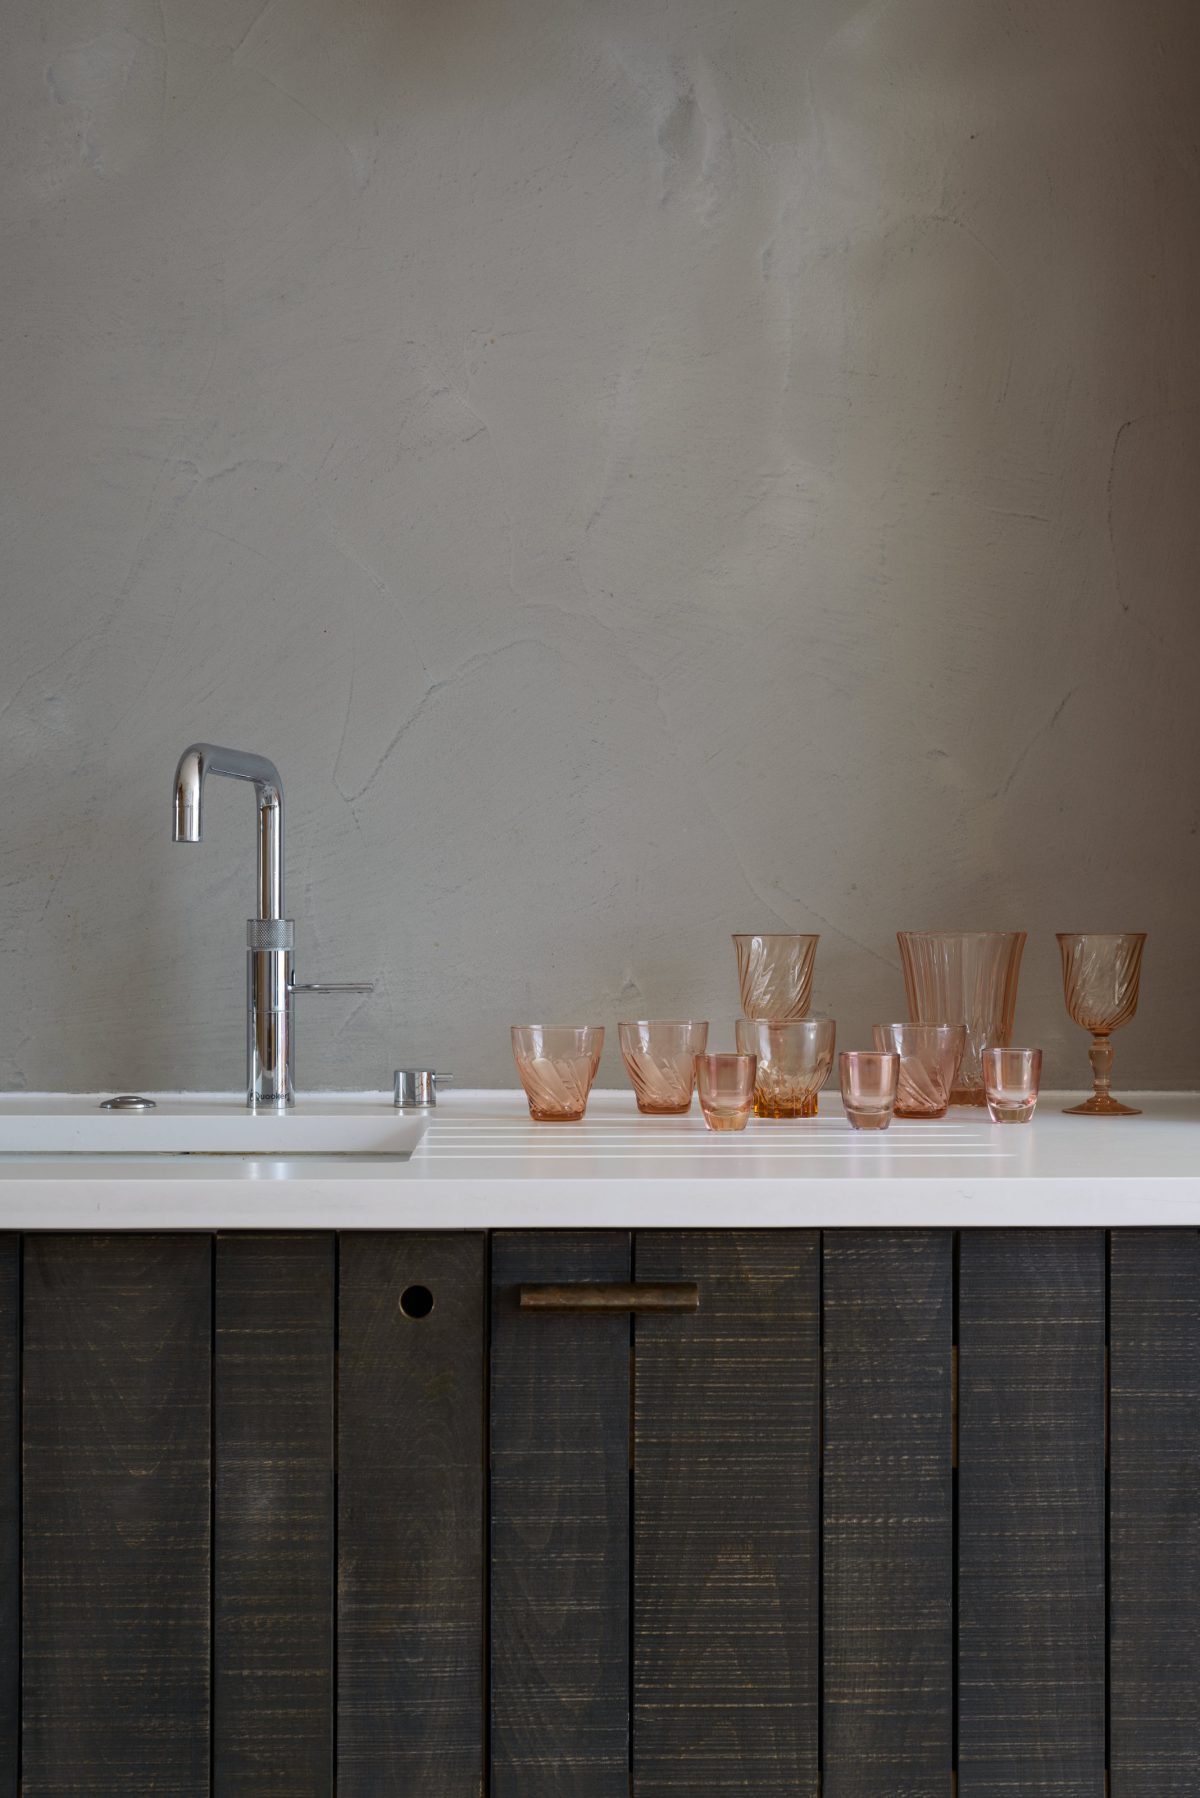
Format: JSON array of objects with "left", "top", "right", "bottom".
[
  {"left": 872, "top": 1023, "right": 967, "bottom": 1119},
  {"left": 897, "top": 931, "right": 1026, "bottom": 1107},
  {"left": 735, "top": 1018, "right": 836, "bottom": 1118},
  {"left": 982, "top": 1047, "right": 1042, "bottom": 1123},
  {"left": 694, "top": 1053, "right": 756, "bottom": 1132},
  {"left": 618, "top": 1020, "right": 708, "bottom": 1115},
  {"left": 839, "top": 1050, "right": 899, "bottom": 1131},
  {"left": 511, "top": 1025, "right": 604, "bottom": 1122},
  {"left": 733, "top": 934, "right": 819, "bottom": 1021},
  {"left": 1057, "top": 932, "right": 1146, "bottom": 1116}
]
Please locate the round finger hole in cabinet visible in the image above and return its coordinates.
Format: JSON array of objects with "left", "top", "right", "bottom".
[{"left": 399, "top": 1284, "right": 434, "bottom": 1320}]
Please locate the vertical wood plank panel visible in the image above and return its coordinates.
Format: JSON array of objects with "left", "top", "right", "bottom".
[
  {"left": 490, "top": 1230, "right": 631, "bottom": 1798},
  {"left": 22, "top": 1234, "right": 212, "bottom": 1795},
  {"left": 633, "top": 1230, "right": 820, "bottom": 1797},
  {"left": 823, "top": 1229, "right": 953, "bottom": 1796},
  {"left": 214, "top": 1232, "right": 335, "bottom": 1794},
  {"left": 958, "top": 1229, "right": 1105, "bottom": 1796},
  {"left": 1110, "top": 1228, "right": 1200, "bottom": 1794},
  {"left": 338, "top": 1232, "right": 485, "bottom": 1794},
  {"left": 0, "top": 1237, "right": 18, "bottom": 1792}
]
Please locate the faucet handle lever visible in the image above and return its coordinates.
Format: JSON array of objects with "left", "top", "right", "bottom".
[{"left": 291, "top": 980, "right": 375, "bottom": 995}]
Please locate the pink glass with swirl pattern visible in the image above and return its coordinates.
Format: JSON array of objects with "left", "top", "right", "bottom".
[
  {"left": 511, "top": 1025, "right": 604, "bottom": 1122},
  {"left": 1057, "top": 933, "right": 1146, "bottom": 1116},
  {"left": 898, "top": 931, "right": 1026, "bottom": 1107},
  {"left": 872, "top": 1023, "right": 966, "bottom": 1119},
  {"left": 733, "top": 934, "right": 819, "bottom": 1021},
  {"left": 618, "top": 1020, "right": 708, "bottom": 1115}
]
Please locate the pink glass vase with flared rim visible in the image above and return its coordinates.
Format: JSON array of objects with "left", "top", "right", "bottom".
[
  {"left": 733, "top": 934, "right": 819, "bottom": 1021},
  {"left": 1057, "top": 932, "right": 1146, "bottom": 1116},
  {"left": 897, "top": 931, "right": 1026, "bottom": 1107},
  {"left": 735, "top": 1018, "right": 836, "bottom": 1118},
  {"left": 839, "top": 1050, "right": 900, "bottom": 1131},
  {"left": 618, "top": 1020, "right": 709, "bottom": 1115},
  {"left": 511, "top": 1025, "right": 604, "bottom": 1122},
  {"left": 982, "top": 1046, "right": 1042, "bottom": 1123},
  {"left": 694, "top": 1053, "right": 756, "bottom": 1132},
  {"left": 872, "top": 1022, "right": 967, "bottom": 1119}
]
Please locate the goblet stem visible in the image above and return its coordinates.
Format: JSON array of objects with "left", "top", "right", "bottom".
[
  {"left": 1063, "top": 1029, "right": 1141, "bottom": 1116},
  {"left": 1088, "top": 1033, "right": 1114, "bottom": 1105}
]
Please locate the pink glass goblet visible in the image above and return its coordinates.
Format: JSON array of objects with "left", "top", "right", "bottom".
[{"left": 1057, "top": 932, "right": 1146, "bottom": 1117}]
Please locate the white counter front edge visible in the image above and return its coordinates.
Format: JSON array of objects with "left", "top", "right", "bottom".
[{"left": 0, "top": 1090, "right": 1196, "bottom": 1230}]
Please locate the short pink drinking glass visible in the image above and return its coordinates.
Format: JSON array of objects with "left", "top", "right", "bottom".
[
  {"left": 735, "top": 1018, "right": 836, "bottom": 1118},
  {"left": 618, "top": 1020, "right": 709, "bottom": 1115},
  {"left": 839, "top": 1051, "right": 900, "bottom": 1131},
  {"left": 982, "top": 1047, "right": 1042, "bottom": 1123},
  {"left": 733, "top": 934, "right": 819, "bottom": 1020},
  {"left": 872, "top": 1023, "right": 967, "bottom": 1119},
  {"left": 694, "top": 1053, "right": 756, "bottom": 1132},
  {"left": 511, "top": 1025, "right": 604, "bottom": 1122}
]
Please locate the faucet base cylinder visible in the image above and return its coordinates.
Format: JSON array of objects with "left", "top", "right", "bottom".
[{"left": 246, "top": 920, "right": 296, "bottom": 1109}]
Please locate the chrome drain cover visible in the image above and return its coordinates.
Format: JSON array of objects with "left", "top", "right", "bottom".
[{"left": 99, "top": 1095, "right": 157, "bottom": 1112}]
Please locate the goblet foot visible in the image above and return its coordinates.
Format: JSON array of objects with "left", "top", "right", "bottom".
[{"left": 1063, "top": 1094, "right": 1141, "bottom": 1117}]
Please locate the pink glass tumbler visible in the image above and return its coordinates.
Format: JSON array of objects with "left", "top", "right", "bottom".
[
  {"left": 695, "top": 1053, "right": 756, "bottom": 1132},
  {"left": 982, "top": 1047, "right": 1042, "bottom": 1123},
  {"left": 511, "top": 1025, "right": 604, "bottom": 1122},
  {"left": 839, "top": 1051, "right": 900, "bottom": 1131}
]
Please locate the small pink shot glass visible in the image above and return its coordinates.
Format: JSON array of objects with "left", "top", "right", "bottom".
[
  {"left": 839, "top": 1050, "right": 900, "bottom": 1131},
  {"left": 982, "top": 1047, "right": 1042, "bottom": 1123},
  {"left": 694, "top": 1053, "right": 757, "bottom": 1132}
]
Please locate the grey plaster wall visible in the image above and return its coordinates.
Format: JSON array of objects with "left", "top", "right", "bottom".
[{"left": 2, "top": 0, "right": 1198, "bottom": 1094}]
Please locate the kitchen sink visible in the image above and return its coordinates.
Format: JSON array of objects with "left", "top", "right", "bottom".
[{"left": 0, "top": 1095, "right": 429, "bottom": 1157}]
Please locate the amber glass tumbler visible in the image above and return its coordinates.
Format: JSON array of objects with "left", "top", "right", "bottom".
[
  {"left": 694, "top": 1054, "right": 756, "bottom": 1132},
  {"left": 872, "top": 1023, "right": 967, "bottom": 1119},
  {"left": 618, "top": 1020, "right": 708, "bottom": 1115},
  {"left": 511, "top": 1025, "right": 604, "bottom": 1122},
  {"left": 735, "top": 1018, "right": 836, "bottom": 1118},
  {"left": 733, "top": 934, "right": 819, "bottom": 1021},
  {"left": 897, "top": 931, "right": 1026, "bottom": 1106}
]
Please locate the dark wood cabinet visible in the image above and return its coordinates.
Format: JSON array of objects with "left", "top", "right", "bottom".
[{"left": 0, "top": 1228, "right": 1194, "bottom": 1793}]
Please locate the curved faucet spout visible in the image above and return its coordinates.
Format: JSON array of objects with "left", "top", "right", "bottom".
[{"left": 172, "top": 742, "right": 285, "bottom": 920}]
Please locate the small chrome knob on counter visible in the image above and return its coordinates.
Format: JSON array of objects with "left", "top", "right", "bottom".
[{"left": 394, "top": 1069, "right": 453, "bottom": 1109}]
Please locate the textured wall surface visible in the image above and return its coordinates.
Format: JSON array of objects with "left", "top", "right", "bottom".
[{"left": 2, "top": 0, "right": 1198, "bottom": 1093}]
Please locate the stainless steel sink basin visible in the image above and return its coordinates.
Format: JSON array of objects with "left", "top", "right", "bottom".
[{"left": 0, "top": 1096, "right": 428, "bottom": 1157}]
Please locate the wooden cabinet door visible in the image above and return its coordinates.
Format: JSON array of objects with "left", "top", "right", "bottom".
[
  {"left": 489, "top": 1229, "right": 822, "bottom": 1796},
  {"left": 22, "top": 1235, "right": 213, "bottom": 1795},
  {"left": 16, "top": 1230, "right": 487, "bottom": 1798}
]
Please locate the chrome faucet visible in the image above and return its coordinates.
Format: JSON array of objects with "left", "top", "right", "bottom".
[{"left": 172, "top": 743, "right": 373, "bottom": 1108}]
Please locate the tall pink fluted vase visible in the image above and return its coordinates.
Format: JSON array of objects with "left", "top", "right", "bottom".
[{"left": 897, "top": 931, "right": 1026, "bottom": 1107}]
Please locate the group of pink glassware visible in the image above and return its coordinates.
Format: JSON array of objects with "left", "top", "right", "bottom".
[{"left": 510, "top": 930, "right": 1147, "bottom": 1130}]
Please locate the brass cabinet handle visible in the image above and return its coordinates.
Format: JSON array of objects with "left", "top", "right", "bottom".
[{"left": 518, "top": 1282, "right": 699, "bottom": 1314}]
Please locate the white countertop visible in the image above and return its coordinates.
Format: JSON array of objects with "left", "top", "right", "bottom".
[{"left": 0, "top": 1089, "right": 1196, "bottom": 1229}]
